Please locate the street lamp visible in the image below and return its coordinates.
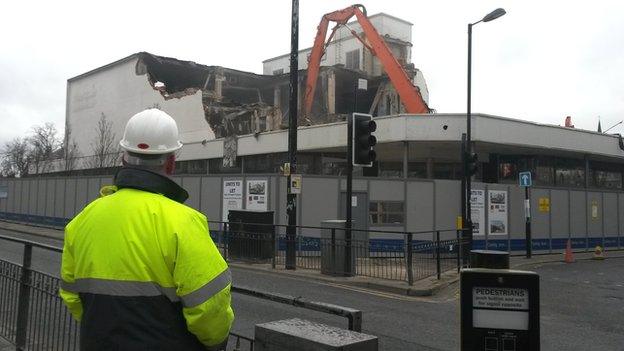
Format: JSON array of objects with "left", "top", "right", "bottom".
[{"left": 465, "top": 8, "right": 506, "bottom": 256}]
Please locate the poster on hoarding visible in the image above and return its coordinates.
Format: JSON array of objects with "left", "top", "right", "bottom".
[
  {"left": 222, "top": 180, "right": 243, "bottom": 221},
  {"left": 470, "top": 189, "right": 485, "bottom": 236},
  {"left": 246, "top": 180, "right": 268, "bottom": 211},
  {"left": 488, "top": 190, "right": 508, "bottom": 235}
]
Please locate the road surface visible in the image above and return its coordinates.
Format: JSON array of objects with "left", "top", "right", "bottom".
[{"left": 1, "top": 228, "right": 623, "bottom": 350}]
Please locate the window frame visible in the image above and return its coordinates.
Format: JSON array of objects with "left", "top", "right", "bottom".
[
  {"left": 369, "top": 201, "right": 405, "bottom": 226},
  {"left": 345, "top": 49, "right": 360, "bottom": 70}
]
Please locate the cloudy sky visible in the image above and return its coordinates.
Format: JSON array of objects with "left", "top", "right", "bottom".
[{"left": 1, "top": 0, "right": 623, "bottom": 146}]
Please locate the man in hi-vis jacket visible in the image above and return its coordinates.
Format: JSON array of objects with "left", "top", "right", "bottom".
[{"left": 60, "top": 108, "right": 234, "bottom": 350}]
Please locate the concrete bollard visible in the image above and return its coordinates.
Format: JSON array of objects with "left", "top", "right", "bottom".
[{"left": 254, "top": 318, "right": 378, "bottom": 351}]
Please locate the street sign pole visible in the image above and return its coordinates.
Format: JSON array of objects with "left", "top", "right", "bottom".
[
  {"left": 519, "top": 171, "right": 532, "bottom": 258},
  {"left": 525, "top": 186, "right": 532, "bottom": 258}
]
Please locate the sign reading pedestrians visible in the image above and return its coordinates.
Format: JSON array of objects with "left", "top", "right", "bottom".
[
  {"left": 461, "top": 269, "right": 541, "bottom": 351},
  {"left": 519, "top": 171, "right": 532, "bottom": 187}
]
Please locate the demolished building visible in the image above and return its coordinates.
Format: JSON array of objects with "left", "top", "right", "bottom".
[
  {"left": 138, "top": 52, "right": 426, "bottom": 139},
  {"left": 62, "top": 50, "right": 428, "bottom": 173},
  {"left": 61, "top": 11, "right": 430, "bottom": 173}
]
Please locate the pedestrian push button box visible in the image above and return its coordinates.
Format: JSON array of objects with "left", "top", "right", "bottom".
[{"left": 460, "top": 269, "right": 540, "bottom": 351}]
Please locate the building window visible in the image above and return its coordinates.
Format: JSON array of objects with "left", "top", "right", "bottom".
[
  {"left": 243, "top": 153, "right": 288, "bottom": 174},
  {"left": 272, "top": 69, "right": 284, "bottom": 75},
  {"left": 174, "top": 161, "right": 188, "bottom": 174},
  {"left": 379, "top": 162, "right": 402, "bottom": 178},
  {"left": 590, "top": 161, "right": 623, "bottom": 189},
  {"left": 498, "top": 156, "right": 531, "bottom": 183},
  {"left": 408, "top": 162, "right": 427, "bottom": 179},
  {"left": 554, "top": 159, "right": 585, "bottom": 187},
  {"left": 592, "top": 170, "right": 622, "bottom": 189},
  {"left": 345, "top": 49, "right": 360, "bottom": 70},
  {"left": 296, "top": 153, "right": 319, "bottom": 175},
  {"left": 369, "top": 201, "right": 405, "bottom": 225},
  {"left": 434, "top": 163, "right": 462, "bottom": 180},
  {"left": 535, "top": 157, "right": 554, "bottom": 186},
  {"left": 187, "top": 160, "right": 207, "bottom": 174},
  {"left": 322, "top": 155, "right": 348, "bottom": 176}
]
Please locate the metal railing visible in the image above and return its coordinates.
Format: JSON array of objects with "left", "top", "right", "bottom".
[
  {"left": 211, "top": 221, "right": 467, "bottom": 285},
  {"left": 0, "top": 231, "right": 365, "bottom": 350},
  {"left": 0, "top": 234, "right": 256, "bottom": 351},
  {"left": 232, "top": 286, "right": 361, "bottom": 332},
  {"left": 0, "top": 216, "right": 465, "bottom": 285},
  {"left": 0, "top": 235, "right": 79, "bottom": 351}
]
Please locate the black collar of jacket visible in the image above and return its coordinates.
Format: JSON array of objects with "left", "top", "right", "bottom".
[{"left": 114, "top": 167, "right": 189, "bottom": 203}]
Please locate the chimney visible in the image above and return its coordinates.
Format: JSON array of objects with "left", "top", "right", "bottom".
[{"left": 564, "top": 116, "right": 574, "bottom": 128}]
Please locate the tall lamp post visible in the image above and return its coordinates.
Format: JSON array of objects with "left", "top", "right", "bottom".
[
  {"left": 465, "top": 8, "right": 506, "bottom": 255},
  {"left": 286, "top": 0, "right": 299, "bottom": 270}
]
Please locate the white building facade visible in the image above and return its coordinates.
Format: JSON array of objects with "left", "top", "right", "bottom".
[{"left": 65, "top": 54, "right": 216, "bottom": 170}]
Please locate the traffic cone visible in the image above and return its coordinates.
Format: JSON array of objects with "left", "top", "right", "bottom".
[
  {"left": 564, "top": 239, "right": 575, "bottom": 263},
  {"left": 592, "top": 245, "right": 605, "bottom": 260}
]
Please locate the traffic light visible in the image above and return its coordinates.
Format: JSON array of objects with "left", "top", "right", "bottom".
[
  {"left": 466, "top": 152, "right": 479, "bottom": 176},
  {"left": 352, "top": 113, "right": 377, "bottom": 167}
]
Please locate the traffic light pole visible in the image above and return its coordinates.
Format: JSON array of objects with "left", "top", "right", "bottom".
[
  {"left": 345, "top": 116, "right": 353, "bottom": 276},
  {"left": 285, "top": 0, "right": 298, "bottom": 270},
  {"left": 348, "top": 111, "right": 376, "bottom": 276}
]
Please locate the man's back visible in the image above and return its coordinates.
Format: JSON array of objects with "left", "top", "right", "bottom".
[
  {"left": 61, "top": 180, "right": 233, "bottom": 351},
  {"left": 69, "top": 188, "right": 189, "bottom": 285}
]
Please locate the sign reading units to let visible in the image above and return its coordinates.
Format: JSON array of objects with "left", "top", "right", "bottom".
[
  {"left": 222, "top": 180, "right": 243, "bottom": 221},
  {"left": 470, "top": 189, "right": 485, "bottom": 236}
]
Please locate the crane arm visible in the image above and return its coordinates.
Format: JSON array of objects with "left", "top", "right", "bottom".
[{"left": 304, "top": 4, "right": 430, "bottom": 116}]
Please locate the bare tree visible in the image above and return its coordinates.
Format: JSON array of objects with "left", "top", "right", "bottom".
[
  {"left": 1, "top": 137, "right": 31, "bottom": 177},
  {"left": 63, "top": 123, "right": 81, "bottom": 172},
  {"left": 27, "top": 122, "right": 60, "bottom": 174},
  {"left": 88, "top": 113, "right": 118, "bottom": 169}
]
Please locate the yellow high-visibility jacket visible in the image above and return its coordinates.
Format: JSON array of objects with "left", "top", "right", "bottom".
[{"left": 60, "top": 168, "right": 234, "bottom": 351}]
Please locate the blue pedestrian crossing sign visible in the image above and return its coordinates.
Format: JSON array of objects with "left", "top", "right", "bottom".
[{"left": 519, "top": 171, "right": 532, "bottom": 187}]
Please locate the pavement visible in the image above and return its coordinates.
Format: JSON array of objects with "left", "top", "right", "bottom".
[{"left": 1, "top": 219, "right": 623, "bottom": 298}]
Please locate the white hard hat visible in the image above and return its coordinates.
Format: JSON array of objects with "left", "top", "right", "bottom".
[{"left": 119, "top": 109, "right": 183, "bottom": 154}]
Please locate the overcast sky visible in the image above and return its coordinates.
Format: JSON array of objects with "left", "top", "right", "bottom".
[{"left": 1, "top": 0, "right": 623, "bottom": 146}]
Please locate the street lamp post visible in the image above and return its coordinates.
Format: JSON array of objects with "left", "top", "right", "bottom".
[
  {"left": 465, "top": 8, "right": 506, "bottom": 257},
  {"left": 286, "top": 0, "right": 299, "bottom": 270}
]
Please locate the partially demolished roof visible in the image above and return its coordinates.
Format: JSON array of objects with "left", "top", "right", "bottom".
[{"left": 70, "top": 52, "right": 416, "bottom": 139}]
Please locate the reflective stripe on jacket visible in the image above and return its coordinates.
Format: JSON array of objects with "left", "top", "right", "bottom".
[{"left": 60, "top": 168, "right": 234, "bottom": 350}]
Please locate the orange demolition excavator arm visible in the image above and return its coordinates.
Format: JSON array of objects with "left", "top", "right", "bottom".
[{"left": 304, "top": 4, "right": 431, "bottom": 116}]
